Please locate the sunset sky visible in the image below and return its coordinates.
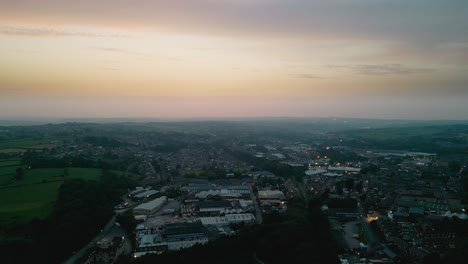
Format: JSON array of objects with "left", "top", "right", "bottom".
[{"left": 1, "top": 0, "right": 467, "bottom": 119}]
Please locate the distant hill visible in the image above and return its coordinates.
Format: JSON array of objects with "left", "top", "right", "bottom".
[{"left": 338, "top": 124, "right": 468, "bottom": 155}]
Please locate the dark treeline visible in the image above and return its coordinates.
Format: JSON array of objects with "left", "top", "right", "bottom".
[
  {"left": 1, "top": 170, "right": 136, "bottom": 264},
  {"left": 21, "top": 151, "right": 133, "bottom": 171},
  {"left": 229, "top": 151, "right": 307, "bottom": 180},
  {"left": 82, "top": 136, "right": 128, "bottom": 147},
  {"left": 316, "top": 147, "right": 368, "bottom": 164},
  {"left": 339, "top": 125, "right": 468, "bottom": 155},
  {"left": 327, "top": 198, "right": 358, "bottom": 209},
  {"left": 118, "top": 199, "right": 339, "bottom": 264}
]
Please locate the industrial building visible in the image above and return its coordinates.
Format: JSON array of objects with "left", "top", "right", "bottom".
[
  {"left": 327, "top": 166, "right": 361, "bottom": 174},
  {"left": 133, "top": 196, "right": 167, "bottom": 215},
  {"left": 199, "top": 200, "right": 232, "bottom": 214},
  {"left": 132, "top": 190, "right": 160, "bottom": 201},
  {"left": 199, "top": 213, "right": 255, "bottom": 226}
]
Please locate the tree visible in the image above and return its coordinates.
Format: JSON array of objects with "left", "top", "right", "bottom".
[
  {"left": 116, "top": 210, "right": 137, "bottom": 236},
  {"left": 15, "top": 167, "right": 24, "bottom": 180},
  {"left": 345, "top": 178, "right": 354, "bottom": 190},
  {"left": 355, "top": 181, "right": 363, "bottom": 193}
]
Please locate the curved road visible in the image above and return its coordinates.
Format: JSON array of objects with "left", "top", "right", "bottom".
[{"left": 62, "top": 215, "right": 116, "bottom": 264}]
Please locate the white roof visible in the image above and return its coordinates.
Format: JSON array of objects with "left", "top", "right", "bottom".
[
  {"left": 199, "top": 214, "right": 255, "bottom": 225},
  {"left": 134, "top": 190, "right": 159, "bottom": 198},
  {"left": 258, "top": 190, "right": 284, "bottom": 197},
  {"left": 323, "top": 172, "right": 342, "bottom": 177},
  {"left": 134, "top": 196, "right": 167, "bottom": 211},
  {"left": 195, "top": 189, "right": 242, "bottom": 199},
  {"left": 305, "top": 169, "right": 327, "bottom": 175},
  {"left": 328, "top": 166, "right": 361, "bottom": 172}
]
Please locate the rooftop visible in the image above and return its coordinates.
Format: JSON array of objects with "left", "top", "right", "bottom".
[{"left": 134, "top": 196, "right": 167, "bottom": 211}]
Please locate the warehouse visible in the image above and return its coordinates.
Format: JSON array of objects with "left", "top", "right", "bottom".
[
  {"left": 133, "top": 196, "right": 167, "bottom": 215},
  {"left": 132, "top": 190, "right": 160, "bottom": 201},
  {"left": 199, "top": 213, "right": 256, "bottom": 226}
]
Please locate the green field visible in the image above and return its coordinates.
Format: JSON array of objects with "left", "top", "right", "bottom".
[
  {"left": 8, "top": 167, "right": 102, "bottom": 187},
  {"left": 0, "top": 137, "right": 69, "bottom": 150},
  {"left": 0, "top": 160, "right": 21, "bottom": 167},
  {"left": 0, "top": 182, "right": 62, "bottom": 226},
  {"left": 0, "top": 167, "right": 140, "bottom": 229},
  {"left": 0, "top": 168, "right": 101, "bottom": 228},
  {"left": 0, "top": 164, "right": 25, "bottom": 185}
]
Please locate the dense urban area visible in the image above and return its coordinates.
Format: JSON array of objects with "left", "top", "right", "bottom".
[{"left": 0, "top": 118, "right": 467, "bottom": 264}]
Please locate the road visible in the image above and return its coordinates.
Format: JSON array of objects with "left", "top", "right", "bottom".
[
  {"left": 250, "top": 189, "right": 262, "bottom": 224},
  {"left": 342, "top": 221, "right": 360, "bottom": 250},
  {"left": 62, "top": 215, "right": 116, "bottom": 264},
  {"left": 356, "top": 199, "right": 397, "bottom": 258},
  {"left": 356, "top": 200, "right": 380, "bottom": 251}
]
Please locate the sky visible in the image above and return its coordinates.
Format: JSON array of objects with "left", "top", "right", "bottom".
[{"left": 1, "top": 0, "right": 467, "bottom": 120}]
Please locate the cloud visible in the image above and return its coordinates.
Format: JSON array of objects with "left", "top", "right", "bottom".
[
  {"left": 293, "top": 74, "right": 325, "bottom": 79},
  {"left": 329, "top": 64, "right": 435, "bottom": 75},
  {"left": 0, "top": 25, "right": 127, "bottom": 38},
  {"left": 92, "top": 47, "right": 139, "bottom": 54},
  {"left": 92, "top": 47, "right": 181, "bottom": 61}
]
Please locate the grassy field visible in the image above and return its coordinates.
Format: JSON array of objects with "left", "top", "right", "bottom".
[
  {"left": 0, "top": 165, "right": 24, "bottom": 176},
  {"left": 8, "top": 168, "right": 102, "bottom": 187},
  {"left": 0, "top": 160, "right": 21, "bottom": 167},
  {"left": 0, "top": 149, "right": 28, "bottom": 153},
  {"left": 0, "top": 182, "right": 62, "bottom": 226},
  {"left": 0, "top": 167, "right": 140, "bottom": 229},
  {"left": 0, "top": 164, "right": 25, "bottom": 185},
  {"left": 0, "top": 136, "right": 69, "bottom": 151}
]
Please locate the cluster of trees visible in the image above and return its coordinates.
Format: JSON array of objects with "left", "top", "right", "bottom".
[
  {"left": 1, "top": 170, "right": 136, "bottom": 264},
  {"left": 317, "top": 147, "right": 368, "bottom": 164},
  {"left": 21, "top": 151, "right": 133, "bottom": 171},
  {"left": 184, "top": 167, "right": 246, "bottom": 180},
  {"left": 82, "top": 136, "right": 127, "bottom": 147},
  {"left": 184, "top": 167, "right": 228, "bottom": 180},
  {"left": 360, "top": 164, "right": 380, "bottom": 175},
  {"left": 340, "top": 125, "right": 468, "bottom": 155},
  {"left": 326, "top": 198, "right": 358, "bottom": 209},
  {"left": 230, "top": 151, "right": 307, "bottom": 181},
  {"left": 337, "top": 178, "right": 363, "bottom": 194}
]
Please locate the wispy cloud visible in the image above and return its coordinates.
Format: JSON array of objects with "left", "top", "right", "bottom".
[
  {"left": 329, "top": 64, "right": 435, "bottom": 75},
  {"left": 93, "top": 47, "right": 140, "bottom": 54},
  {"left": 0, "top": 25, "right": 127, "bottom": 38},
  {"left": 92, "top": 47, "right": 181, "bottom": 61},
  {"left": 293, "top": 74, "right": 326, "bottom": 79}
]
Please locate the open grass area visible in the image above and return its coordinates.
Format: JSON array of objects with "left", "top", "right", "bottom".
[
  {"left": 0, "top": 168, "right": 101, "bottom": 228},
  {"left": 0, "top": 174, "right": 15, "bottom": 185},
  {"left": 0, "top": 167, "right": 139, "bottom": 229},
  {"left": 8, "top": 167, "right": 102, "bottom": 187},
  {"left": 0, "top": 165, "right": 26, "bottom": 185},
  {"left": 0, "top": 149, "right": 28, "bottom": 153},
  {"left": 0, "top": 182, "right": 62, "bottom": 227},
  {"left": 0, "top": 136, "right": 69, "bottom": 150},
  {"left": 0, "top": 165, "right": 24, "bottom": 176},
  {"left": 0, "top": 160, "right": 21, "bottom": 167}
]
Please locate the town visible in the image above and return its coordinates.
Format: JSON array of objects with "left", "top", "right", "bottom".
[{"left": 1, "top": 120, "right": 467, "bottom": 264}]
